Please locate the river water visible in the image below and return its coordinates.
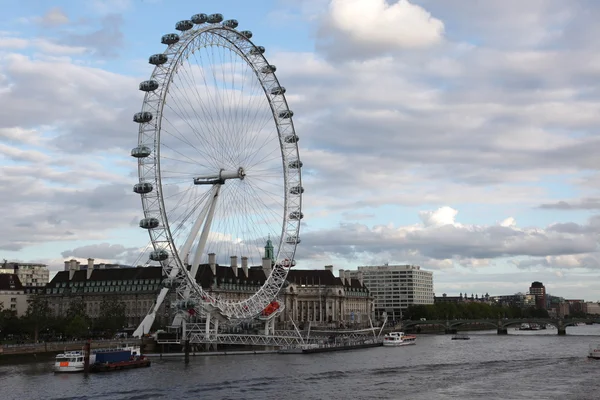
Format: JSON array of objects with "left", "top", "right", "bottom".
[{"left": 2, "top": 326, "right": 600, "bottom": 400}]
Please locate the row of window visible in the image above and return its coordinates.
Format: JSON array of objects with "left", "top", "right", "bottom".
[{"left": 55, "top": 278, "right": 160, "bottom": 288}]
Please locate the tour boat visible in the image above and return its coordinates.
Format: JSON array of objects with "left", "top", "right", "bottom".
[
  {"left": 588, "top": 344, "right": 600, "bottom": 360},
  {"left": 54, "top": 350, "right": 96, "bottom": 373},
  {"left": 383, "top": 332, "right": 416, "bottom": 347}
]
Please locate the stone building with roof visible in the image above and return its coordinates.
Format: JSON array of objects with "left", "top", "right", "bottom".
[
  {"left": 0, "top": 274, "right": 28, "bottom": 317},
  {"left": 42, "top": 246, "right": 373, "bottom": 330}
]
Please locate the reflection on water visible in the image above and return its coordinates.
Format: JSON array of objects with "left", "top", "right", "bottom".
[{"left": 1, "top": 325, "right": 599, "bottom": 400}]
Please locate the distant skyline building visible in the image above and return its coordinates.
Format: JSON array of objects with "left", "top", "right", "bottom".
[
  {"left": 529, "top": 281, "right": 546, "bottom": 309},
  {"left": 0, "top": 260, "right": 50, "bottom": 289},
  {"left": 344, "top": 264, "right": 434, "bottom": 321}
]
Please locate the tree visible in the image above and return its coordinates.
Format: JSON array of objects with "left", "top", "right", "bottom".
[
  {"left": 66, "top": 298, "right": 87, "bottom": 320},
  {"left": 65, "top": 315, "right": 90, "bottom": 339},
  {"left": 23, "top": 296, "right": 51, "bottom": 342},
  {"left": 97, "top": 297, "right": 127, "bottom": 337}
]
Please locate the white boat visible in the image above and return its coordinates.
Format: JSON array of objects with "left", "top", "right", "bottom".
[
  {"left": 54, "top": 350, "right": 96, "bottom": 373},
  {"left": 588, "top": 344, "right": 600, "bottom": 360},
  {"left": 383, "top": 331, "right": 416, "bottom": 347}
]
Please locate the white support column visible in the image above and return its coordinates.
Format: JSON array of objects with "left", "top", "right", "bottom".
[
  {"left": 205, "top": 312, "right": 211, "bottom": 340},
  {"left": 191, "top": 185, "right": 221, "bottom": 280}
]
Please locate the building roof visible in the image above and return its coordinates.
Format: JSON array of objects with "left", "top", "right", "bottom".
[
  {"left": 288, "top": 270, "right": 368, "bottom": 290},
  {"left": 0, "top": 274, "right": 24, "bottom": 290},
  {"left": 46, "top": 267, "right": 163, "bottom": 287},
  {"left": 45, "top": 264, "right": 368, "bottom": 291},
  {"left": 195, "top": 264, "right": 267, "bottom": 288}
]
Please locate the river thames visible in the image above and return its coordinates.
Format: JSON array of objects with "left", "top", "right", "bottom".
[{"left": 2, "top": 326, "right": 599, "bottom": 400}]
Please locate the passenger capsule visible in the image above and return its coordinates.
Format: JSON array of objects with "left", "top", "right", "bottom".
[
  {"left": 270, "top": 86, "right": 286, "bottom": 95},
  {"left": 261, "top": 65, "right": 276, "bottom": 74},
  {"left": 139, "top": 80, "right": 159, "bottom": 92},
  {"left": 162, "top": 277, "right": 181, "bottom": 289},
  {"left": 131, "top": 145, "right": 151, "bottom": 158},
  {"left": 240, "top": 30, "right": 252, "bottom": 39},
  {"left": 278, "top": 110, "right": 293, "bottom": 119},
  {"left": 249, "top": 46, "right": 265, "bottom": 55},
  {"left": 149, "top": 250, "right": 169, "bottom": 262},
  {"left": 133, "top": 182, "right": 153, "bottom": 194},
  {"left": 133, "top": 111, "right": 153, "bottom": 123},
  {"left": 223, "top": 19, "right": 238, "bottom": 29},
  {"left": 161, "top": 33, "right": 180, "bottom": 45},
  {"left": 176, "top": 299, "right": 198, "bottom": 310},
  {"left": 281, "top": 259, "right": 296, "bottom": 268},
  {"left": 288, "top": 160, "right": 303, "bottom": 169},
  {"left": 290, "top": 186, "right": 304, "bottom": 195},
  {"left": 289, "top": 211, "right": 304, "bottom": 220},
  {"left": 191, "top": 13, "right": 208, "bottom": 24},
  {"left": 207, "top": 13, "right": 224, "bottom": 23},
  {"left": 139, "top": 217, "right": 160, "bottom": 229},
  {"left": 149, "top": 54, "right": 168, "bottom": 65},
  {"left": 286, "top": 236, "right": 301, "bottom": 244},
  {"left": 175, "top": 20, "right": 194, "bottom": 31},
  {"left": 284, "top": 134, "right": 299, "bottom": 144}
]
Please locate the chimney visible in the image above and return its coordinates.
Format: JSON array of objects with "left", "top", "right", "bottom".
[
  {"left": 357, "top": 271, "right": 364, "bottom": 286},
  {"left": 208, "top": 253, "right": 216, "bottom": 275},
  {"left": 325, "top": 265, "right": 333, "bottom": 273},
  {"left": 69, "top": 259, "right": 77, "bottom": 280},
  {"left": 262, "top": 257, "right": 272, "bottom": 277},
  {"left": 86, "top": 258, "right": 94, "bottom": 279},
  {"left": 241, "top": 256, "right": 248, "bottom": 278},
  {"left": 230, "top": 256, "right": 238, "bottom": 277},
  {"left": 339, "top": 269, "right": 345, "bottom": 285},
  {"left": 64, "top": 261, "right": 70, "bottom": 271}
]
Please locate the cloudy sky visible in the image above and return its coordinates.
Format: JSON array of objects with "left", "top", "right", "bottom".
[{"left": 2, "top": 0, "right": 600, "bottom": 301}]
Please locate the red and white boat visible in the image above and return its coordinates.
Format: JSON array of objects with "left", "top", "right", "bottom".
[
  {"left": 588, "top": 344, "right": 600, "bottom": 360},
  {"left": 383, "top": 331, "right": 416, "bottom": 347}
]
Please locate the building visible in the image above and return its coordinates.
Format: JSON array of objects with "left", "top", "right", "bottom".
[
  {"left": 0, "top": 261, "right": 50, "bottom": 291},
  {"left": 490, "top": 293, "right": 536, "bottom": 308},
  {"left": 43, "top": 258, "right": 164, "bottom": 327},
  {"left": 280, "top": 265, "right": 373, "bottom": 328},
  {"left": 0, "top": 274, "right": 29, "bottom": 316},
  {"left": 434, "top": 293, "right": 490, "bottom": 304},
  {"left": 529, "top": 281, "right": 546, "bottom": 309},
  {"left": 583, "top": 302, "right": 600, "bottom": 315},
  {"left": 42, "top": 250, "right": 373, "bottom": 329},
  {"left": 345, "top": 264, "right": 434, "bottom": 321}
]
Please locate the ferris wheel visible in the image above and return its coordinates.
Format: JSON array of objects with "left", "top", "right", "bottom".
[{"left": 131, "top": 13, "right": 303, "bottom": 337}]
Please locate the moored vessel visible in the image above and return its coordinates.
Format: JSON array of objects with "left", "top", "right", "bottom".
[
  {"left": 53, "top": 350, "right": 95, "bottom": 373},
  {"left": 383, "top": 332, "right": 416, "bottom": 347}
]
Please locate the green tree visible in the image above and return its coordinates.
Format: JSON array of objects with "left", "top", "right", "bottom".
[
  {"left": 23, "top": 296, "right": 51, "bottom": 342},
  {"left": 97, "top": 297, "right": 127, "bottom": 337},
  {"left": 65, "top": 315, "right": 90, "bottom": 339},
  {"left": 66, "top": 298, "right": 87, "bottom": 319}
]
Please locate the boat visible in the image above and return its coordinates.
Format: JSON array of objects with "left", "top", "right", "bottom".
[
  {"left": 53, "top": 343, "right": 144, "bottom": 373},
  {"left": 588, "top": 344, "right": 600, "bottom": 360},
  {"left": 54, "top": 350, "right": 95, "bottom": 373},
  {"left": 451, "top": 333, "right": 470, "bottom": 340},
  {"left": 90, "top": 351, "right": 151, "bottom": 372},
  {"left": 519, "top": 323, "right": 541, "bottom": 331},
  {"left": 383, "top": 332, "right": 416, "bottom": 347}
]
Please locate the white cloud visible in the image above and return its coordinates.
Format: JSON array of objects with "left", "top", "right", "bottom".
[{"left": 327, "top": 0, "right": 444, "bottom": 48}]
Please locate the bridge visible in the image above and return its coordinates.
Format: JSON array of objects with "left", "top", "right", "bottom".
[{"left": 401, "top": 318, "right": 600, "bottom": 335}]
